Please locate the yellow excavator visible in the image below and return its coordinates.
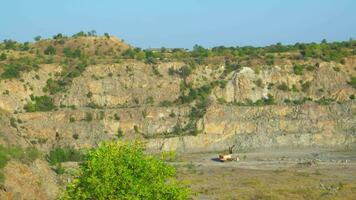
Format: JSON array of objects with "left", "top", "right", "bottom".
[{"left": 218, "top": 145, "right": 240, "bottom": 162}]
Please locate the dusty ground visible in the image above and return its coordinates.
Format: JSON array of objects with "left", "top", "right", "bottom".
[{"left": 174, "top": 147, "right": 356, "bottom": 200}]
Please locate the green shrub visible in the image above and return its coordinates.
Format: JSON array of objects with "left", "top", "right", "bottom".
[
  {"left": 145, "top": 96, "right": 154, "bottom": 104},
  {"left": 255, "top": 79, "right": 264, "bottom": 88},
  {"left": 265, "top": 54, "right": 275, "bottom": 65},
  {"left": 151, "top": 66, "right": 162, "bottom": 77},
  {"left": 284, "top": 97, "right": 312, "bottom": 105},
  {"left": 306, "top": 64, "right": 316, "bottom": 71},
  {"left": 0, "top": 53, "right": 6, "bottom": 61},
  {"left": 301, "top": 81, "right": 311, "bottom": 92},
  {"left": 86, "top": 92, "right": 93, "bottom": 98},
  {"left": 54, "top": 165, "right": 65, "bottom": 174},
  {"left": 43, "top": 78, "right": 67, "bottom": 94},
  {"left": 159, "top": 100, "right": 173, "bottom": 107},
  {"left": 63, "top": 48, "right": 81, "bottom": 58},
  {"left": 72, "top": 133, "right": 79, "bottom": 140},
  {"left": 61, "top": 141, "right": 190, "bottom": 199},
  {"left": 277, "top": 82, "right": 289, "bottom": 91},
  {"left": 315, "top": 97, "right": 335, "bottom": 105},
  {"left": 10, "top": 117, "right": 17, "bottom": 128},
  {"left": 3, "top": 39, "right": 17, "bottom": 50},
  {"left": 46, "top": 148, "right": 85, "bottom": 165},
  {"left": 117, "top": 128, "right": 123, "bottom": 138},
  {"left": 293, "top": 64, "right": 304, "bottom": 75},
  {"left": 84, "top": 112, "right": 93, "bottom": 121},
  {"left": 159, "top": 151, "right": 177, "bottom": 162},
  {"left": 0, "top": 145, "right": 39, "bottom": 167},
  {"left": 114, "top": 113, "right": 120, "bottom": 121},
  {"left": 44, "top": 45, "right": 56, "bottom": 55},
  {"left": 34, "top": 36, "right": 41, "bottom": 41},
  {"left": 333, "top": 66, "right": 340, "bottom": 72},
  {"left": 24, "top": 96, "right": 55, "bottom": 112},
  {"left": 0, "top": 146, "right": 9, "bottom": 169},
  {"left": 133, "top": 125, "right": 140, "bottom": 133},
  {"left": 223, "top": 60, "right": 241, "bottom": 76},
  {"left": 1, "top": 63, "right": 23, "bottom": 79},
  {"left": 69, "top": 116, "right": 75, "bottom": 123},
  {"left": 0, "top": 172, "right": 4, "bottom": 183},
  {"left": 168, "top": 67, "right": 175, "bottom": 76},
  {"left": 348, "top": 76, "right": 356, "bottom": 88}
]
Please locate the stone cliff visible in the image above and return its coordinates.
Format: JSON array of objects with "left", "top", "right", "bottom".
[{"left": 0, "top": 36, "right": 355, "bottom": 199}]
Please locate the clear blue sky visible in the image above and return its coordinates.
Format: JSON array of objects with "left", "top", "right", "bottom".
[{"left": 1, "top": 0, "right": 355, "bottom": 48}]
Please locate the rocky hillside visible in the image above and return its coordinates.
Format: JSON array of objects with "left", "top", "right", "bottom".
[{"left": 0, "top": 33, "right": 356, "bottom": 199}]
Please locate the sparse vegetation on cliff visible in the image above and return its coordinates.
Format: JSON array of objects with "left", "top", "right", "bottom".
[
  {"left": 24, "top": 95, "right": 55, "bottom": 112},
  {"left": 0, "top": 145, "right": 40, "bottom": 183}
]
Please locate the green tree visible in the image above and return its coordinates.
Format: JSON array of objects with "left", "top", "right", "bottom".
[
  {"left": 34, "top": 36, "right": 41, "bottom": 41},
  {"left": 61, "top": 141, "right": 190, "bottom": 200}
]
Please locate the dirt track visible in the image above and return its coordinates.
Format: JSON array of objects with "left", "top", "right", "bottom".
[{"left": 174, "top": 147, "right": 356, "bottom": 200}]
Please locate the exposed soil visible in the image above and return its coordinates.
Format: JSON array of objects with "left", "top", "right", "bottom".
[{"left": 174, "top": 147, "right": 356, "bottom": 200}]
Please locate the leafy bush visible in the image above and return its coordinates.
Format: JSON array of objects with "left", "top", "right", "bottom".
[
  {"left": 151, "top": 66, "right": 162, "bottom": 77},
  {"left": 333, "top": 66, "right": 341, "bottom": 72},
  {"left": 159, "top": 100, "right": 173, "bottom": 107},
  {"left": 117, "top": 128, "right": 123, "bottom": 138},
  {"left": 3, "top": 39, "right": 17, "bottom": 50},
  {"left": 84, "top": 112, "right": 93, "bottom": 121},
  {"left": 255, "top": 79, "right": 264, "bottom": 88},
  {"left": 43, "top": 78, "right": 67, "bottom": 94},
  {"left": 34, "top": 36, "right": 41, "bottom": 41},
  {"left": 86, "top": 92, "right": 93, "bottom": 98},
  {"left": 223, "top": 60, "right": 241, "bottom": 76},
  {"left": 24, "top": 96, "right": 55, "bottom": 112},
  {"left": 44, "top": 45, "right": 56, "bottom": 55},
  {"left": 277, "top": 82, "right": 289, "bottom": 91},
  {"left": 1, "top": 63, "right": 24, "bottom": 79},
  {"left": 0, "top": 172, "right": 4, "bottom": 183},
  {"left": 178, "top": 83, "right": 213, "bottom": 104},
  {"left": 145, "top": 96, "right": 154, "bottom": 104},
  {"left": 348, "top": 76, "right": 356, "bottom": 88},
  {"left": 0, "top": 53, "right": 6, "bottom": 61},
  {"left": 293, "top": 64, "right": 304, "bottom": 75},
  {"left": 0, "top": 146, "right": 9, "bottom": 169},
  {"left": 10, "top": 117, "right": 17, "bottom": 128},
  {"left": 301, "top": 81, "right": 311, "bottom": 92},
  {"left": 173, "top": 66, "right": 192, "bottom": 81},
  {"left": 46, "top": 148, "right": 85, "bottom": 165},
  {"left": 69, "top": 116, "right": 75, "bottom": 123},
  {"left": 315, "top": 97, "right": 335, "bottom": 105},
  {"left": 306, "top": 64, "right": 316, "bottom": 71},
  {"left": 72, "top": 133, "right": 79, "bottom": 140},
  {"left": 265, "top": 54, "right": 275, "bottom": 65},
  {"left": 63, "top": 48, "right": 82, "bottom": 58},
  {"left": 284, "top": 97, "right": 312, "bottom": 105},
  {"left": 114, "top": 113, "right": 120, "bottom": 121},
  {"left": 0, "top": 145, "right": 39, "bottom": 168},
  {"left": 159, "top": 151, "right": 177, "bottom": 162},
  {"left": 61, "top": 141, "right": 190, "bottom": 199}
]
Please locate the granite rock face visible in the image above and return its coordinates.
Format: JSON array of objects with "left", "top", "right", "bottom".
[
  {"left": 0, "top": 49, "right": 355, "bottom": 199},
  {"left": 0, "top": 58, "right": 355, "bottom": 153},
  {"left": 146, "top": 101, "right": 356, "bottom": 152}
]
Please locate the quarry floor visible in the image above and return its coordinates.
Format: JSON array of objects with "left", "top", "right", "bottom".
[{"left": 174, "top": 147, "right": 356, "bottom": 200}]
